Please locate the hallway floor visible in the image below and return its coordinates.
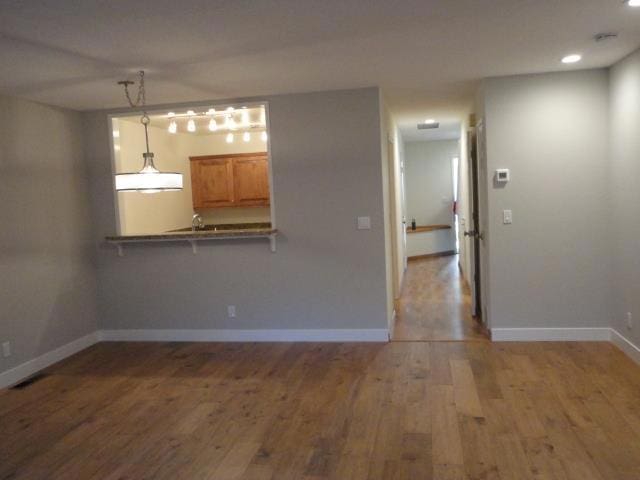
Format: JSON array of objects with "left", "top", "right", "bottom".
[{"left": 393, "top": 255, "right": 487, "bottom": 342}]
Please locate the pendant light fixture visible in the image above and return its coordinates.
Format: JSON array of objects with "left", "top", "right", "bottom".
[{"left": 114, "top": 71, "right": 183, "bottom": 193}]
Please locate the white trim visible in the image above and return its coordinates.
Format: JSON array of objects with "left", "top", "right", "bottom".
[
  {"left": 388, "top": 309, "right": 396, "bottom": 340},
  {"left": 106, "top": 231, "right": 277, "bottom": 256},
  {"left": 0, "top": 333, "right": 100, "bottom": 389},
  {"left": 610, "top": 329, "right": 640, "bottom": 365},
  {"left": 491, "top": 327, "right": 611, "bottom": 342},
  {"left": 98, "top": 328, "right": 390, "bottom": 343},
  {"left": 2, "top": 327, "right": 638, "bottom": 391}
]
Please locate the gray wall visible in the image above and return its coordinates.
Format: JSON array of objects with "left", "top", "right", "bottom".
[
  {"left": 0, "top": 95, "right": 98, "bottom": 375},
  {"left": 84, "top": 87, "right": 390, "bottom": 331},
  {"left": 609, "top": 49, "right": 640, "bottom": 344},
  {"left": 480, "top": 70, "right": 611, "bottom": 329}
]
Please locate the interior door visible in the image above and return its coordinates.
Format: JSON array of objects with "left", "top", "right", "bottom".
[
  {"left": 476, "top": 119, "right": 489, "bottom": 325},
  {"left": 466, "top": 127, "right": 483, "bottom": 319},
  {"left": 400, "top": 156, "right": 408, "bottom": 272}
]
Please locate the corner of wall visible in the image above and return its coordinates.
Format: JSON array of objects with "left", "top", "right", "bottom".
[{"left": 378, "top": 90, "right": 395, "bottom": 328}]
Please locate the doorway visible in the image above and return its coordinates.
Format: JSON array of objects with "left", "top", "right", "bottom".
[{"left": 391, "top": 119, "right": 486, "bottom": 341}]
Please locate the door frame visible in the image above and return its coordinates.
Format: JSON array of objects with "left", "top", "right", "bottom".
[
  {"left": 388, "top": 137, "right": 403, "bottom": 299},
  {"left": 475, "top": 119, "right": 490, "bottom": 328}
]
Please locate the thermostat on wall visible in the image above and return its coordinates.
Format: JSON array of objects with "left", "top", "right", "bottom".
[{"left": 495, "top": 168, "right": 510, "bottom": 183}]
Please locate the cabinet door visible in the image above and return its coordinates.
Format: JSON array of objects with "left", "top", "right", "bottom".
[
  {"left": 232, "top": 156, "right": 270, "bottom": 206},
  {"left": 190, "top": 158, "right": 234, "bottom": 208}
]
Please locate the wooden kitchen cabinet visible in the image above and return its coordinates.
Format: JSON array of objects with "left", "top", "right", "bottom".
[
  {"left": 233, "top": 155, "right": 270, "bottom": 206},
  {"left": 190, "top": 152, "right": 270, "bottom": 209},
  {"left": 190, "top": 157, "right": 235, "bottom": 208}
]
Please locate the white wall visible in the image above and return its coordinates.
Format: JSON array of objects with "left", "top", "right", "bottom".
[
  {"left": 379, "top": 94, "right": 395, "bottom": 325},
  {"left": 84, "top": 88, "right": 390, "bottom": 333},
  {"left": 0, "top": 95, "right": 98, "bottom": 378},
  {"left": 381, "top": 96, "right": 407, "bottom": 302},
  {"left": 404, "top": 140, "right": 457, "bottom": 257},
  {"left": 479, "top": 70, "right": 611, "bottom": 330},
  {"left": 609, "top": 49, "right": 640, "bottom": 346},
  {"left": 392, "top": 128, "right": 406, "bottom": 291}
]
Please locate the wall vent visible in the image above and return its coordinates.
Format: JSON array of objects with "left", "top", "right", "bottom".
[
  {"left": 11, "top": 373, "right": 47, "bottom": 389},
  {"left": 418, "top": 122, "right": 440, "bottom": 130}
]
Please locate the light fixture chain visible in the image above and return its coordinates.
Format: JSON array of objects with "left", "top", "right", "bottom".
[{"left": 121, "top": 70, "right": 146, "bottom": 109}]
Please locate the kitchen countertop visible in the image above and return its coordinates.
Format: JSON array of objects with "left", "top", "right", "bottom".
[
  {"left": 406, "top": 224, "right": 451, "bottom": 234},
  {"left": 106, "top": 224, "right": 276, "bottom": 242},
  {"left": 168, "top": 222, "right": 272, "bottom": 232}
]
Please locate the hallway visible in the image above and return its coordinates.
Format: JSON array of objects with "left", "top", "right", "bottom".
[{"left": 393, "top": 255, "right": 487, "bottom": 342}]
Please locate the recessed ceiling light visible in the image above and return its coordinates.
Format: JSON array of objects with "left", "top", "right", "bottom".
[
  {"left": 561, "top": 54, "right": 582, "bottom": 64},
  {"left": 627, "top": 0, "right": 640, "bottom": 7},
  {"left": 425, "top": 118, "right": 436, "bottom": 124}
]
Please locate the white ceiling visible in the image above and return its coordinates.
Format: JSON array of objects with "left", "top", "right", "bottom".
[
  {"left": 401, "top": 121, "right": 461, "bottom": 143},
  {"left": 1, "top": 0, "right": 639, "bottom": 129}
]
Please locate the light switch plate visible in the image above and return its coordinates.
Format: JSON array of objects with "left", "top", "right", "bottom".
[
  {"left": 357, "top": 216, "right": 371, "bottom": 230},
  {"left": 2, "top": 342, "right": 10, "bottom": 358},
  {"left": 503, "top": 210, "right": 513, "bottom": 224},
  {"left": 227, "top": 305, "right": 236, "bottom": 318}
]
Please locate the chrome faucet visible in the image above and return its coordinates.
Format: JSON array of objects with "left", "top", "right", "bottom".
[{"left": 192, "top": 213, "right": 204, "bottom": 231}]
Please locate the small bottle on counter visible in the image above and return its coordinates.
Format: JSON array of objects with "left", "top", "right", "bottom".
[{"left": 411, "top": 218, "right": 416, "bottom": 230}]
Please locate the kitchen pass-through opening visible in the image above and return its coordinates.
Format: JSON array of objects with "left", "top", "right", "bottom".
[{"left": 109, "top": 102, "right": 274, "bottom": 237}]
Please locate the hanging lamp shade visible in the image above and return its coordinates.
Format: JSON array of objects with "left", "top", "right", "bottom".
[
  {"left": 114, "top": 71, "right": 183, "bottom": 194},
  {"left": 115, "top": 153, "right": 183, "bottom": 193}
]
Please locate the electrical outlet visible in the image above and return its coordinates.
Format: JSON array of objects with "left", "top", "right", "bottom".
[
  {"left": 227, "top": 305, "right": 237, "bottom": 318},
  {"left": 626, "top": 312, "right": 633, "bottom": 330},
  {"left": 357, "top": 216, "right": 371, "bottom": 230},
  {"left": 2, "top": 342, "right": 10, "bottom": 358}
]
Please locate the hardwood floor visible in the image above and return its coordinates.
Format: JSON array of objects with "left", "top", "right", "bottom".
[
  {"left": 393, "top": 255, "right": 487, "bottom": 342},
  {"left": 1, "top": 340, "right": 640, "bottom": 479}
]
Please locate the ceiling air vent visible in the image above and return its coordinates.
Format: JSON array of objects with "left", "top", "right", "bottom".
[{"left": 418, "top": 122, "right": 439, "bottom": 130}]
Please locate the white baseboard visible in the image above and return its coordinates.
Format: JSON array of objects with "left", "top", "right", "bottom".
[
  {"left": 0, "top": 332, "right": 100, "bottom": 389},
  {"left": 0, "top": 328, "right": 388, "bottom": 389},
  {"left": 610, "top": 329, "right": 640, "bottom": 365},
  {"left": 2, "top": 327, "right": 638, "bottom": 391},
  {"left": 98, "top": 328, "right": 390, "bottom": 343},
  {"left": 388, "top": 309, "right": 396, "bottom": 340},
  {"left": 491, "top": 327, "right": 611, "bottom": 342}
]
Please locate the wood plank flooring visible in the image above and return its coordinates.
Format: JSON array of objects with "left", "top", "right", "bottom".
[
  {"left": 1, "top": 340, "right": 640, "bottom": 479},
  {"left": 393, "top": 255, "right": 487, "bottom": 341}
]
